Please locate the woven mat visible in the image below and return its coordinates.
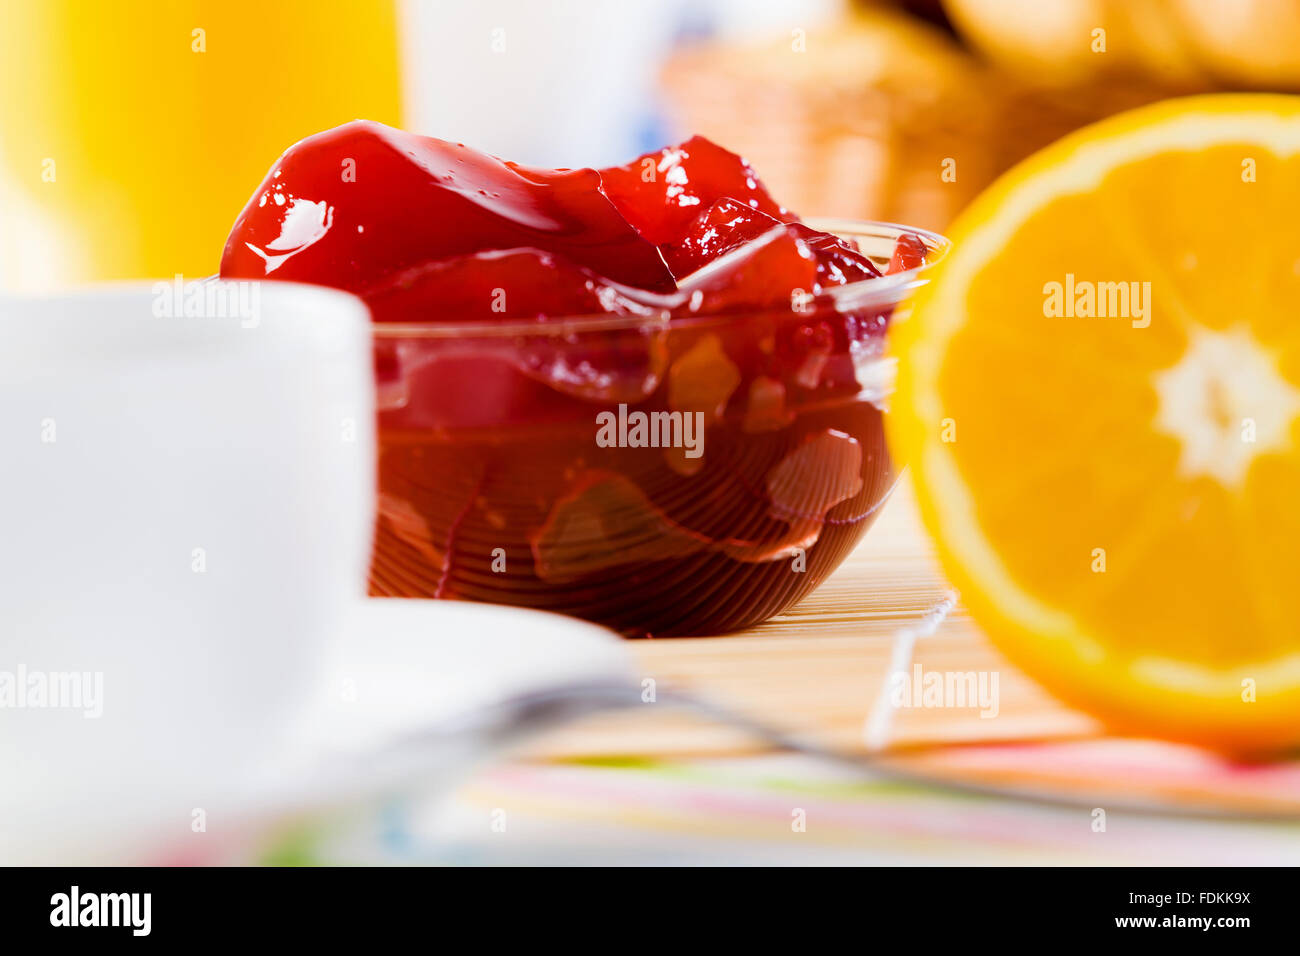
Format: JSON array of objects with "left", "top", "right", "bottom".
[{"left": 526, "top": 478, "right": 1300, "bottom": 817}]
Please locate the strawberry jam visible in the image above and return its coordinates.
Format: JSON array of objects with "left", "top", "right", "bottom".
[
  {"left": 220, "top": 121, "right": 935, "bottom": 635},
  {"left": 221, "top": 120, "right": 675, "bottom": 295}
]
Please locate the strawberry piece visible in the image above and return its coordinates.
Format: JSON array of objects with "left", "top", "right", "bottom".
[
  {"left": 888, "top": 232, "right": 929, "bottom": 273},
  {"left": 674, "top": 225, "right": 819, "bottom": 316},
  {"left": 359, "top": 247, "right": 661, "bottom": 324},
  {"left": 598, "top": 135, "right": 793, "bottom": 246},
  {"left": 220, "top": 120, "right": 675, "bottom": 295},
  {"left": 663, "top": 198, "right": 880, "bottom": 293},
  {"left": 660, "top": 197, "right": 783, "bottom": 279},
  {"left": 789, "top": 223, "right": 882, "bottom": 286}
]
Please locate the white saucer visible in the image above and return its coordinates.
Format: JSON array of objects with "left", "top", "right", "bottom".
[
  {"left": 10, "top": 599, "right": 634, "bottom": 865},
  {"left": 254, "top": 598, "right": 635, "bottom": 804}
]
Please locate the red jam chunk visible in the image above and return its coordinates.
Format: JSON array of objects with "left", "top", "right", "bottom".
[
  {"left": 360, "top": 247, "right": 665, "bottom": 324},
  {"left": 675, "top": 226, "right": 819, "bottom": 315},
  {"left": 790, "top": 223, "right": 882, "bottom": 286},
  {"left": 660, "top": 197, "right": 783, "bottom": 279},
  {"left": 220, "top": 120, "right": 675, "bottom": 294},
  {"left": 597, "top": 135, "right": 791, "bottom": 246},
  {"left": 219, "top": 123, "right": 934, "bottom": 635},
  {"left": 661, "top": 198, "right": 881, "bottom": 293},
  {"left": 888, "top": 232, "right": 930, "bottom": 273}
]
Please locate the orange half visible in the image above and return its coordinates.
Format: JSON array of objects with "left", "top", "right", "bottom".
[{"left": 889, "top": 94, "right": 1300, "bottom": 753}]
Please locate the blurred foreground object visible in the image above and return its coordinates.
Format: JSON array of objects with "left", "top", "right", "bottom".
[
  {"left": 0, "top": 0, "right": 401, "bottom": 290},
  {"left": 661, "top": 6, "right": 1202, "bottom": 231}
]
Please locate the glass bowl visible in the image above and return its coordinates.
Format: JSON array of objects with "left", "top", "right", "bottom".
[{"left": 367, "top": 220, "right": 950, "bottom": 636}]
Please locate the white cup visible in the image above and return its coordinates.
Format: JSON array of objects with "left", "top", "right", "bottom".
[{"left": 0, "top": 281, "right": 375, "bottom": 862}]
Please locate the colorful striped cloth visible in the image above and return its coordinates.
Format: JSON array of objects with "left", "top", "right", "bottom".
[{"left": 255, "top": 751, "right": 1300, "bottom": 865}]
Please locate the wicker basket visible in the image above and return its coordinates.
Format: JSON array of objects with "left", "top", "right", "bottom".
[{"left": 660, "top": 7, "right": 1203, "bottom": 232}]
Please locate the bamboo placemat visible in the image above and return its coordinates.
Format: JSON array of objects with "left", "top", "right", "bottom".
[
  {"left": 524, "top": 478, "right": 1300, "bottom": 817},
  {"left": 528, "top": 475, "right": 1099, "bottom": 758}
]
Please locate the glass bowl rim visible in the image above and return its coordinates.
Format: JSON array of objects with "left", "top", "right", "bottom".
[{"left": 368, "top": 218, "right": 951, "bottom": 340}]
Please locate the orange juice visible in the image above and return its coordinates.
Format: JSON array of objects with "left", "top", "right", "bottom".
[{"left": 0, "top": 0, "right": 402, "bottom": 289}]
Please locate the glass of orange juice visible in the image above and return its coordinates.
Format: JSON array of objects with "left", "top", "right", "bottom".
[{"left": 0, "top": 0, "right": 402, "bottom": 291}]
